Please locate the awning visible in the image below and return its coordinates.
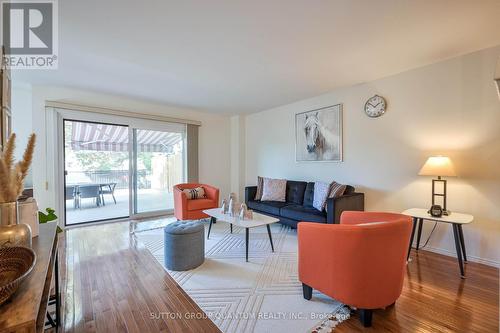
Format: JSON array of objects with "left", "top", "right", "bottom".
[{"left": 70, "top": 122, "right": 183, "bottom": 153}]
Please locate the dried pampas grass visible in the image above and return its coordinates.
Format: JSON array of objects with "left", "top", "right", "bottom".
[{"left": 0, "top": 133, "right": 36, "bottom": 203}]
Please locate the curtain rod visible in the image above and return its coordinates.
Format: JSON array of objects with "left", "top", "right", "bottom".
[{"left": 45, "top": 101, "right": 202, "bottom": 126}]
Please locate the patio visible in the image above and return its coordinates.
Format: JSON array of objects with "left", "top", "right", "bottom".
[
  {"left": 64, "top": 121, "right": 183, "bottom": 225},
  {"left": 65, "top": 188, "right": 175, "bottom": 225}
]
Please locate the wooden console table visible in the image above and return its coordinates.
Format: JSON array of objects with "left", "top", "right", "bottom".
[{"left": 0, "top": 222, "right": 60, "bottom": 332}]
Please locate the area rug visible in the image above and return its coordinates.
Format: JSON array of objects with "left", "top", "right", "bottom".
[{"left": 134, "top": 219, "right": 350, "bottom": 333}]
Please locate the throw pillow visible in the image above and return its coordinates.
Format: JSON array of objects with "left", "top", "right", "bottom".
[
  {"left": 254, "top": 176, "right": 264, "bottom": 200},
  {"left": 261, "top": 178, "right": 287, "bottom": 202},
  {"left": 322, "top": 181, "right": 347, "bottom": 210},
  {"left": 313, "top": 181, "right": 330, "bottom": 211},
  {"left": 182, "top": 187, "right": 206, "bottom": 200}
]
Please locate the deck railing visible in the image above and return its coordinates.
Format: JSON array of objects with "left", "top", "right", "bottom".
[{"left": 67, "top": 170, "right": 151, "bottom": 189}]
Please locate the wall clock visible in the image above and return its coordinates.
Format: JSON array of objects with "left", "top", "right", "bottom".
[{"left": 364, "top": 95, "right": 387, "bottom": 118}]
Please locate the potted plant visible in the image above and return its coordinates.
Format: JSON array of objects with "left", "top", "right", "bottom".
[
  {"left": 39, "top": 208, "right": 62, "bottom": 233},
  {"left": 0, "top": 133, "right": 36, "bottom": 247}
]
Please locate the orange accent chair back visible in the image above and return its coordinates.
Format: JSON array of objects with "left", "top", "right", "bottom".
[
  {"left": 298, "top": 211, "right": 412, "bottom": 327},
  {"left": 173, "top": 183, "right": 219, "bottom": 220}
]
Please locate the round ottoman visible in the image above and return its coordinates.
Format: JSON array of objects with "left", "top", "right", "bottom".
[{"left": 164, "top": 220, "right": 205, "bottom": 271}]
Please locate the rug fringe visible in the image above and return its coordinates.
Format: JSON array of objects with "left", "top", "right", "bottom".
[{"left": 308, "top": 305, "right": 351, "bottom": 333}]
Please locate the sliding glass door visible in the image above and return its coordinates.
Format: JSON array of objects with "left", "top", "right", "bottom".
[
  {"left": 62, "top": 117, "right": 186, "bottom": 225},
  {"left": 133, "top": 128, "right": 185, "bottom": 214},
  {"left": 64, "top": 120, "right": 130, "bottom": 225}
]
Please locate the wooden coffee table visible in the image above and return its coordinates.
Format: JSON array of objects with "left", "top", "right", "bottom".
[{"left": 203, "top": 208, "right": 279, "bottom": 262}]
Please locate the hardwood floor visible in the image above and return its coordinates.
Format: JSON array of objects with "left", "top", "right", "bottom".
[
  {"left": 336, "top": 250, "right": 499, "bottom": 332},
  {"left": 58, "top": 220, "right": 220, "bottom": 333},
  {"left": 57, "top": 220, "right": 499, "bottom": 333}
]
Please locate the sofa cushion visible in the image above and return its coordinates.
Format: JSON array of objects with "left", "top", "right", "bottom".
[
  {"left": 280, "top": 205, "right": 327, "bottom": 223},
  {"left": 286, "top": 181, "right": 307, "bottom": 205},
  {"left": 303, "top": 182, "right": 315, "bottom": 207},
  {"left": 255, "top": 176, "right": 264, "bottom": 200},
  {"left": 187, "top": 199, "right": 216, "bottom": 211},
  {"left": 247, "top": 200, "right": 289, "bottom": 216},
  {"left": 261, "top": 178, "right": 287, "bottom": 202},
  {"left": 327, "top": 181, "right": 347, "bottom": 200},
  {"left": 344, "top": 185, "right": 355, "bottom": 194},
  {"left": 313, "top": 181, "right": 331, "bottom": 211}
]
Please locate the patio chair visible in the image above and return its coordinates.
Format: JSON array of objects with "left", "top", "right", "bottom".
[
  {"left": 65, "top": 185, "right": 77, "bottom": 209},
  {"left": 100, "top": 183, "right": 117, "bottom": 205},
  {"left": 77, "top": 185, "right": 102, "bottom": 208}
]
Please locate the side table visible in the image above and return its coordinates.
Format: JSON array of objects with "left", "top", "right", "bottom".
[{"left": 402, "top": 208, "right": 473, "bottom": 278}]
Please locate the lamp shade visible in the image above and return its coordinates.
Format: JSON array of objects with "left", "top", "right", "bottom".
[{"left": 418, "top": 156, "right": 457, "bottom": 177}]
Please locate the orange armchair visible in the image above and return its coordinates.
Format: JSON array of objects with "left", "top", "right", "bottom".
[
  {"left": 173, "top": 183, "right": 219, "bottom": 220},
  {"left": 298, "top": 211, "right": 412, "bottom": 327}
]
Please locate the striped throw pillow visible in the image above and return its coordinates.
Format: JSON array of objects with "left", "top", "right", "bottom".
[
  {"left": 322, "top": 181, "right": 347, "bottom": 210},
  {"left": 183, "top": 187, "right": 206, "bottom": 200},
  {"left": 254, "top": 176, "right": 264, "bottom": 200}
]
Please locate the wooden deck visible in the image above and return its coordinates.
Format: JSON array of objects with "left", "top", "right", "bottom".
[{"left": 57, "top": 219, "right": 499, "bottom": 333}]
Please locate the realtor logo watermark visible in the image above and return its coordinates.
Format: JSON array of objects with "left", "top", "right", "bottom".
[{"left": 1, "top": 0, "right": 58, "bottom": 69}]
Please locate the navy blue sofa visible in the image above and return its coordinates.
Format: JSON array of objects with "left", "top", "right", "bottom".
[{"left": 245, "top": 180, "right": 364, "bottom": 228}]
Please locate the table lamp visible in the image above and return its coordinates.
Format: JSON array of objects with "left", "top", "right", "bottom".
[{"left": 418, "top": 156, "right": 457, "bottom": 215}]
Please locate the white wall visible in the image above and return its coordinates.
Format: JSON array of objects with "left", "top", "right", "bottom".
[
  {"left": 11, "top": 82, "right": 33, "bottom": 187},
  {"left": 230, "top": 115, "right": 246, "bottom": 200},
  {"left": 30, "top": 86, "right": 231, "bottom": 213},
  {"left": 244, "top": 46, "right": 500, "bottom": 266}
]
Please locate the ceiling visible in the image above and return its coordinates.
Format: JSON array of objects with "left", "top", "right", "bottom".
[{"left": 13, "top": 0, "right": 500, "bottom": 114}]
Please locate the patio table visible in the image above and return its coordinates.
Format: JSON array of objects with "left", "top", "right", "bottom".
[{"left": 67, "top": 183, "right": 115, "bottom": 208}]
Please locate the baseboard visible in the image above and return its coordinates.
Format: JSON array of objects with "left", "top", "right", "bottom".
[{"left": 422, "top": 245, "right": 500, "bottom": 268}]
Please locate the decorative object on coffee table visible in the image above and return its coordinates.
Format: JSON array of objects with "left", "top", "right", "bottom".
[
  {"left": 238, "top": 203, "right": 248, "bottom": 220},
  {"left": 0, "top": 246, "right": 36, "bottom": 305},
  {"left": 221, "top": 199, "right": 228, "bottom": 214},
  {"left": 228, "top": 192, "right": 237, "bottom": 216},
  {"left": 418, "top": 156, "right": 456, "bottom": 215},
  {"left": 295, "top": 104, "right": 342, "bottom": 162},
  {"left": 0, "top": 133, "right": 36, "bottom": 248}
]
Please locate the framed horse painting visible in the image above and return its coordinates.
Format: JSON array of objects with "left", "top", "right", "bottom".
[{"left": 295, "top": 104, "right": 343, "bottom": 162}]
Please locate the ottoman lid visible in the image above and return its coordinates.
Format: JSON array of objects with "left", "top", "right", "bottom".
[{"left": 164, "top": 221, "right": 204, "bottom": 235}]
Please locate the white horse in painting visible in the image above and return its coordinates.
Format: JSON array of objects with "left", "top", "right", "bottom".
[{"left": 303, "top": 111, "right": 339, "bottom": 160}]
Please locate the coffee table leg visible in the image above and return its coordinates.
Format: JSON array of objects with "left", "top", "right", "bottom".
[
  {"left": 245, "top": 228, "right": 249, "bottom": 262},
  {"left": 407, "top": 217, "right": 417, "bottom": 261},
  {"left": 266, "top": 224, "right": 274, "bottom": 252},
  {"left": 452, "top": 224, "right": 465, "bottom": 278},
  {"left": 207, "top": 217, "right": 215, "bottom": 239},
  {"left": 230, "top": 224, "right": 233, "bottom": 234}
]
